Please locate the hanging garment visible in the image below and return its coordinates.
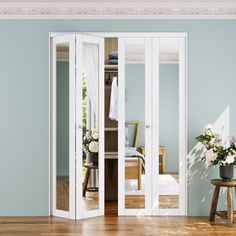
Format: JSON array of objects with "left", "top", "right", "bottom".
[
  {"left": 109, "top": 76, "right": 118, "bottom": 121},
  {"left": 82, "top": 43, "right": 99, "bottom": 118}
]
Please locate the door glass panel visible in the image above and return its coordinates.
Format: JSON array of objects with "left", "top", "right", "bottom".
[
  {"left": 158, "top": 38, "right": 180, "bottom": 209},
  {"left": 81, "top": 42, "right": 99, "bottom": 211},
  {"left": 56, "top": 43, "right": 70, "bottom": 211},
  {"left": 124, "top": 40, "right": 146, "bottom": 209}
]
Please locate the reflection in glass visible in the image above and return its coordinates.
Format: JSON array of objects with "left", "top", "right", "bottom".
[
  {"left": 56, "top": 43, "right": 70, "bottom": 211},
  {"left": 81, "top": 43, "right": 99, "bottom": 211},
  {"left": 124, "top": 41, "right": 145, "bottom": 209},
  {"left": 158, "top": 38, "right": 179, "bottom": 209}
]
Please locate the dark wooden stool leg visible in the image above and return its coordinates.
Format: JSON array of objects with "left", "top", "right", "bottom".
[
  {"left": 209, "top": 186, "right": 220, "bottom": 221},
  {"left": 227, "top": 187, "right": 234, "bottom": 227},
  {"left": 83, "top": 167, "right": 90, "bottom": 197}
]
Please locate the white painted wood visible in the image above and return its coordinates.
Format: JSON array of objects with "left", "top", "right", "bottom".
[
  {"left": 51, "top": 34, "right": 76, "bottom": 219},
  {"left": 152, "top": 37, "right": 160, "bottom": 215},
  {"left": 98, "top": 37, "right": 105, "bottom": 217},
  {"left": 145, "top": 38, "right": 153, "bottom": 215},
  {"left": 117, "top": 33, "right": 187, "bottom": 216},
  {"left": 50, "top": 31, "right": 187, "bottom": 218},
  {"left": 118, "top": 37, "right": 153, "bottom": 216},
  {"left": 179, "top": 37, "right": 187, "bottom": 216},
  {"left": 151, "top": 35, "right": 187, "bottom": 216},
  {"left": 69, "top": 35, "right": 76, "bottom": 220},
  {"left": 75, "top": 34, "right": 83, "bottom": 220},
  {"left": 51, "top": 32, "right": 187, "bottom": 39},
  {"left": 75, "top": 34, "right": 105, "bottom": 219},
  {"left": 118, "top": 37, "right": 125, "bottom": 216},
  {"left": 185, "top": 35, "right": 188, "bottom": 216},
  {"left": 49, "top": 34, "right": 52, "bottom": 216},
  {"left": 51, "top": 37, "right": 57, "bottom": 217}
]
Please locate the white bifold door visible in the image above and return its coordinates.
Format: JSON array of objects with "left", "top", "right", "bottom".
[
  {"left": 51, "top": 33, "right": 187, "bottom": 219},
  {"left": 51, "top": 34, "right": 104, "bottom": 219},
  {"left": 118, "top": 35, "right": 187, "bottom": 216}
]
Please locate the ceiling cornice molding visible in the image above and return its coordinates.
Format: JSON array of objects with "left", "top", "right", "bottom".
[{"left": 1, "top": 2, "right": 236, "bottom": 19}]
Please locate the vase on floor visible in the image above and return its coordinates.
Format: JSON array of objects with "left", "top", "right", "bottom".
[{"left": 219, "top": 163, "right": 234, "bottom": 182}]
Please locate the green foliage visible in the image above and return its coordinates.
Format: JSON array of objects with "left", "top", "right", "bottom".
[
  {"left": 82, "top": 78, "right": 87, "bottom": 129},
  {"left": 196, "top": 127, "right": 236, "bottom": 166}
]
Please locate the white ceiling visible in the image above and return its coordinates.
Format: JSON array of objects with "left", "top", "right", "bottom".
[{"left": 0, "top": 0, "right": 234, "bottom": 2}]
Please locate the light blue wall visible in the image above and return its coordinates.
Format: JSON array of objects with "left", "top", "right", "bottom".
[
  {"left": 57, "top": 61, "right": 69, "bottom": 176},
  {"left": 159, "top": 64, "right": 179, "bottom": 172},
  {"left": 125, "top": 64, "right": 179, "bottom": 173},
  {"left": 125, "top": 64, "right": 145, "bottom": 147},
  {"left": 0, "top": 20, "right": 236, "bottom": 216}
]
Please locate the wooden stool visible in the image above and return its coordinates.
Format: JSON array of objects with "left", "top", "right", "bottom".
[
  {"left": 83, "top": 164, "right": 98, "bottom": 197},
  {"left": 209, "top": 179, "right": 236, "bottom": 227}
]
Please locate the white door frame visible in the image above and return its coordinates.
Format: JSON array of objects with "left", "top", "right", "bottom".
[
  {"left": 49, "top": 32, "right": 188, "bottom": 218},
  {"left": 75, "top": 34, "right": 105, "bottom": 219},
  {"left": 152, "top": 36, "right": 187, "bottom": 216},
  {"left": 51, "top": 34, "right": 76, "bottom": 219},
  {"left": 118, "top": 37, "right": 153, "bottom": 216}
]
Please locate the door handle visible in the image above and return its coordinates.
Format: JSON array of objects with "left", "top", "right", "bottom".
[{"left": 146, "top": 125, "right": 150, "bottom": 128}]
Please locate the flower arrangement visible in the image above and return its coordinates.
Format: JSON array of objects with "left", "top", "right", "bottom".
[
  {"left": 83, "top": 129, "right": 99, "bottom": 154},
  {"left": 196, "top": 124, "right": 236, "bottom": 167}
]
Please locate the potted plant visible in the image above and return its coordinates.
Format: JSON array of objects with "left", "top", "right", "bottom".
[
  {"left": 196, "top": 124, "right": 236, "bottom": 181},
  {"left": 83, "top": 129, "right": 99, "bottom": 165}
]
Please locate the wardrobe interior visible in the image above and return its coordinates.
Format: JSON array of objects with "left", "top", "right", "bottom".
[{"left": 104, "top": 38, "right": 119, "bottom": 216}]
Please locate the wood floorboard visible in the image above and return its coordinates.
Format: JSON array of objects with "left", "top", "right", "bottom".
[
  {"left": 0, "top": 216, "right": 236, "bottom": 236},
  {"left": 57, "top": 174, "right": 180, "bottom": 212}
]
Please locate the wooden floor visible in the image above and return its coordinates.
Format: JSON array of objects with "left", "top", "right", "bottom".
[
  {"left": 0, "top": 216, "right": 236, "bottom": 236},
  {"left": 57, "top": 176, "right": 99, "bottom": 211},
  {"left": 57, "top": 174, "right": 179, "bottom": 212}
]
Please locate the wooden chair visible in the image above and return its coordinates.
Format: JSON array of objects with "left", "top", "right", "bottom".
[
  {"left": 125, "top": 121, "right": 142, "bottom": 190},
  {"left": 139, "top": 146, "right": 166, "bottom": 174},
  {"left": 83, "top": 164, "right": 99, "bottom": 197}
]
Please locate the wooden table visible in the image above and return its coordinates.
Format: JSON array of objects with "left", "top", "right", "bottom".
[
  {"left": 83, "top": 164, "right": 99, "bottom": 197},
  {"left": 209, "top": 179, "right": 236, "bottom": 227},
  {"left": 139, "top": 146, "right": 166, "bottom": 174}
]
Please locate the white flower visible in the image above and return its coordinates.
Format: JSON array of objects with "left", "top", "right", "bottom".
[
  {"left": 225, "top": 155, "right": 235, "bottom": 165},
  {"left": 213, "top": 132, "right": 221, "bottom": 137},
  {"left": 203, "top": 124, "right": 213, "bottom": 135},
  {"left": 204, "top": 124, "right": 212, "bottom": 130},
  {"left": 92, "top": 131, "right": 99, "bottom": 140},
  {"left": 205, "top": 150, "right": 217, "bottom": 166},
  {"left": 209, "top": 138, "right": 216, "bottom": 146},
  {"left": 224, "top": 137, "right": 233, "bottom": 149},
  {"left": 89, "top": 141, "right": 99, "bottom": 153},
  {"left": 220, "top": 160, "right": 227, "bottom": 166}
]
